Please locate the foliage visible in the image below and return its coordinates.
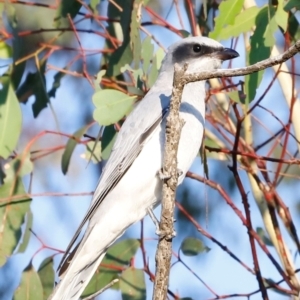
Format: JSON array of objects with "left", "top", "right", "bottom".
[{"left": 0, "top": 0, "right": 300, "bottom": 299}]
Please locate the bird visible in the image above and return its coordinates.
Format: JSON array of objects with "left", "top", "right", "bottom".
[{"left": 49, "top": 36, "right": 239, "bottom": 300}]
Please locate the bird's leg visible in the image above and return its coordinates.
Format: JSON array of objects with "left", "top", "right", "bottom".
[
  {"left": 147, "top": 207, "right": 161, "bottom": 235},
  {"left": 147, "top": 207, "right": 177, "bottom": 238}
]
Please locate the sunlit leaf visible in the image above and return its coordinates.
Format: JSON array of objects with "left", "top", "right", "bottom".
[
  {"left": 16, "top": 210, "right": 33, "bottom": 253},
  {"left": 275, "top": 0, "right": 288, "bottom": 31},
  {"left": 0, "top": 156, "right": 32, "bottom": 265},
  {"left": 0, "top": 76, "right": 22, "bottom": 159},
  {"left": 141, "top": 36, "right": 154, "bottom": 74},
  {"left": 209, "top": 0, "right": 244, "bottom": 40},
  {"left": 85, "top": 141, "right": 102, "bottom": 164},
  {"left": 130, "top": 0, "right": 143, "bottom": 68},
  {"left": 218, "top": 6, "right": 261, "bottom": 40},
  {"left": 120, "top": 268, "right": 146, "bottom": 300},
  {"left": 14, "top": 263, "right": 43, "bottom": 300},
  {"left": 61, "top": 125, "right": 89, "bottom": 175},
  {"left": 89, "top": 0, "right": 101, "bottom": 13},
  {"left": 93, "top": 89, "right": 136, "bottom": 126},
  {"left": 82, "top": 239, "right": 140, "bottom": 297},
  {"left": 147, "top": 47, "right": 165, "bottom": 88},
  {"left": 0, "top": 41, "right": 12, "bottom": 58},
  {"left": 225, "top": 90, "right": 246, "bottom": 103}
]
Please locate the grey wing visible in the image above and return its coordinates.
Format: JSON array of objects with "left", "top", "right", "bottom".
[{"left": 58, "top": 90, "right": 170, "bottom": 274}]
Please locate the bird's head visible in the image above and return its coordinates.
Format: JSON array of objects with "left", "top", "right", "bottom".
[{"left": 160, "top": 36, "right": 239, "bottom": 74}]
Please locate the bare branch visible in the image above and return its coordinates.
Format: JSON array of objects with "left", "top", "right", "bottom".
[{"left": 152, "top": 63, "right": 187, "bottom": 300}]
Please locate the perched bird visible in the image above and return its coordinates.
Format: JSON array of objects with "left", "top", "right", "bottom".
[{"left": 49, "top": 36, "right": 239, "bottom": 300}]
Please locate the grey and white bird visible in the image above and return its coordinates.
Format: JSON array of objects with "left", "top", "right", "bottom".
[{"left": 49, "top": 36, "right": 239, "bottom": 300}]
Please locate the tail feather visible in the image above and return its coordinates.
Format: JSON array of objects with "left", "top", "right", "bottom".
[{"left": 49, "top": 251, "right": 106, "bottom": 300}]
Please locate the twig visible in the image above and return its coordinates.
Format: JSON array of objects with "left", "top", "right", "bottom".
[
  {"left": 82, "top": 278, "right": 119, "bottom": 300},
  {"left": 152, "top": 63, "right": 187, "bottom": 300}
]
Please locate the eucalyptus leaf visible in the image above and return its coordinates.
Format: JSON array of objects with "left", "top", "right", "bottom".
[
  {"left": 82, "top": 239, "right": 140, "bottom": 297},
  {"left": 14, "top": 263, "right": 43, "bottom": 300},
  {"left": 93, "top": 89, "right": 136, "bottom": 126},
  {"left": 120, "top": 268, "right": 146, "bottom": 300},
  {"left": 209, "top": 0, "right": 244, "bottom": 40},
  {"left": 180, "top": 237, "right": 210, "bottom": 256},
  {"left": 0, "top": 76, "right": 22, "bottom": 159}
]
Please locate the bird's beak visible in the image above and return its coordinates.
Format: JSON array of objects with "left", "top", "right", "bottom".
[{"left": 213, "top": 48, "right": 239, "bottom": 61}]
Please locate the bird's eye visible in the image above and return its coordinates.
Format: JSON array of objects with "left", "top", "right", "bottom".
[{"left": 193, "top": 44, "right": 202, "bottom": 53}]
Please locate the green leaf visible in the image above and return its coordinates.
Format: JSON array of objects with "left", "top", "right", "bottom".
[
  {"left": 263, "top": 16, "right": 277, "bottom": 47},
  {"left": 0, "top": 76, "right": 22, "bottom": 159},
  {"left": 0, "top": 156, "right": 32, "bottom": 265},
  {"left": 245, "top": 6, "right": 275, "bottom": 104},
  {"left": 38, "top": 257, "right": 55, "bottom": 300},
  {"left": 106, "top": 0, "right": 133, "bottom": 76},
  {"left": 218, "top": 6, "right": 261, "bottom": 40},
  {"left": 256, "top": 227, "right": 273, "bottom": 246},
  {"left": 11, "top": 37, "right": 26, "bottom": 90},
  {"left": 178, "top": 30, "right": 191, "bottom": 38},
  {"left": 0, "top": 41, "right": 12, "bottom": 58},
  {"left": 3, "top": 3, "right": 17, "bottom": 28},
  {"left": 180, "top": 237, "right": 210, "bottom": 256},
  {"left": 85, "top": 141, "right": 101, "bottom": 164},
  {"left": 54, "top": 0, "right": 82, "bottom": 28},
  {"left": 120, "top": 268, "right": 146, "bottom": 300},
  {"left": 16, "top": 61, "right": 49, "bottom": 117},
  {"left": 141, "top": 36, "right": 154, "bottom": 75},
  {"left": 130, "top": 0, "right": 143, "bottom": 68},
  {"left": 93, "top": 89, "right": 136, "bottom": 126},
  {"left": 209, "top": 0, "right": 244, "bottom": 40},
  {"left": 147, "top": 47, "right": 165, "bottom": 88},
  {"left": 17, "top": 210, "right": 33, "bottom": 253},
  {"left": 225, "top": 90, "right": 246, "bottom": 103},
  {"left": 101, "top": 125, "right": 117, "bottom": 160},
  {"left": 275, "top": 0, "right": 288, "bottom": 31},
  {"left": 284, "top": 0, "right": 300, "bottom": 11},
  {"left": 82, "top": 239, "right": 140, "bottom": 297},
  {"left": 61, "top": 125, "right": 88, "bottom": 175},
  {"left": 89, "top": 0, "right": 101, "bottom": 13},
  {"left": 14, "top": 263, "right": 43, "bottom": 300},
  {"left": 107, "top": 40, "right": 133, "bottom": 77},
  {"left": 287, "top": 13, "right": 300, "bottom": 41},
  {"left": 48, "top": 71, "right": 65, "bottom": 98},
  {"left": 120, "top": 64, "right": 143, "bottom": 92}
]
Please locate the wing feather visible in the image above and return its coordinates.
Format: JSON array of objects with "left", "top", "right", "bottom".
[{"left": 58, "top": 91, "right": 170, "bottom": 274}]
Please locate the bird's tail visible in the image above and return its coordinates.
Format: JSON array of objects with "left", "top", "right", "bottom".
[{"left": 49, "top": 250, "right": 106, "bottom": 300}]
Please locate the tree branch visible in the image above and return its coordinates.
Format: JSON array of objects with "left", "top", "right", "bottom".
[
  {"left": 152, "top": 63, "right": 187, "bottom": 300},
  {"left": 153, "top": 40, "right": 300, "bottom": 299}
]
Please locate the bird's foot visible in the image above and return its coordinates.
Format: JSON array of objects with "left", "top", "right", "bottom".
[{"left": 157, "top": 168, "right": 183, "bottom": 180}]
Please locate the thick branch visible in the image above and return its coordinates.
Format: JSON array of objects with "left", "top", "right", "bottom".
[{"left": 152, "top": 63, "right": 186, "bottom": 300}]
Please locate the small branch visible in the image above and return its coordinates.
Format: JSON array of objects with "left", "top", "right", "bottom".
[
  {"left": 82, "top": 278, "right": 119, "bottom": 300},
  {"left": 152, "top": 63, "right": 187, "bottom": 300}
]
